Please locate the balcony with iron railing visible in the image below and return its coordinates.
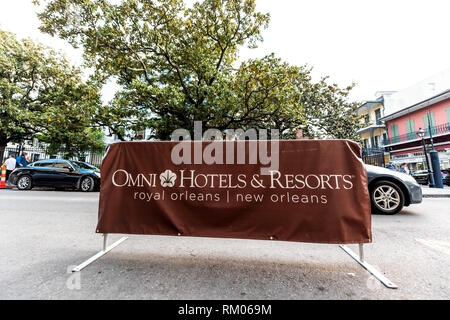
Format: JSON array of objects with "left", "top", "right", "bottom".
[
  {"left": 362, "top": 118, "right": 383, "bottom": 126},
  {"left": 357, "top": 119, "right": 385, "bottom": 135},
  {"left": 383, "top": 122, "right": 450, "bottom": 145}
]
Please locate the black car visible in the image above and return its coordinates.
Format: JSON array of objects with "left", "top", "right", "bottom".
[
  {"left": 412, "top": 170, "right": 429, "bottom": 185},
  {"left": 8, "top": 159, "right": 101, "bottom": 192},
  {"left": 412, "top": 169, "right": 450, "bottom": 186},
  {"left": 442, "top": 170, "right": 450, "bottom": 186},
  {"left": 366, "top": 164, "right": 422, "bottom": 215}
]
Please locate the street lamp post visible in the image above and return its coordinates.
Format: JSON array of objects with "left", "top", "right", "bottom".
[
  {"left": 417, "top": 128, "right": 435, "bottom": 187},
  {"left": 425, "top": 112, "right": 444, "bottom": 188}
]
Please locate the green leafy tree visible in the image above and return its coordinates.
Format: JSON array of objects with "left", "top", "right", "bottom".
[
  {"left": 298, "top": 70, "right": 362, "bottom": 141},
  {"left": 218, "top": 54, "right": 304, "bottom": 137},
  {"left": 0, "top": 29, "right": 104, "bottom": 158},
  {"left": 36, "top": 0, "right": 360, "bottom": 141}
]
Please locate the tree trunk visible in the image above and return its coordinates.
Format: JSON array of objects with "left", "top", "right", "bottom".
[
  {"left": 0, "top": 132, "right": 8, "bottom": 162},
  {"left": 0, "top": 144, "right": 6, "bottom": 163}
]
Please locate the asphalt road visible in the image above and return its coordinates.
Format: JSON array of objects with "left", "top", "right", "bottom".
[{"left": 0, "top": 189, "right": 449, "bottom": 300}]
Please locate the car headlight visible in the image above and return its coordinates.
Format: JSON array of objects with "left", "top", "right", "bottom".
[{"left": 94, "top": 172, "right": 101, "bottom": 178}]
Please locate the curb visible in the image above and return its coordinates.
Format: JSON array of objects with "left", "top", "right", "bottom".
[{"left": 422, "top": 194, "right": 450, "bottom": 198}]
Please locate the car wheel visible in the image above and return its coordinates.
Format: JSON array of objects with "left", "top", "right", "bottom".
[
  {"left": 370, "top": 180, "right": 405, "bottom": 215},
  {"left": 17, "top": 175, "right": 32, "bottom": 190},
  {"left": 80, "top": 176, "right": 95, "bottom": 192}
]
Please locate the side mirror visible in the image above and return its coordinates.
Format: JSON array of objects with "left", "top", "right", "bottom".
[{"left": 63, "top": 166, "right": 73, "bottom": 172}]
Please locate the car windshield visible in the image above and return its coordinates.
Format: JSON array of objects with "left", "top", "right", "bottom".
[{"left": 72, "top": 161, "right": 98, "bottom": 170}]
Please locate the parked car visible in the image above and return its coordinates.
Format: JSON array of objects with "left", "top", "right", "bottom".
[
  {"left": 442, "top": 169, "right": 450, "bottom": 186},
  {"left": 8, "top": 159, "right": 101, "bottom": 192},
  {"left": 365, "top": 164, "right": 422, "bottom": 215},
  {"left": 412, "top": 169, "right": 449, "bottom": 186},
  {"left": 412, "top": 170, "right": 429, "bottom": 185}
]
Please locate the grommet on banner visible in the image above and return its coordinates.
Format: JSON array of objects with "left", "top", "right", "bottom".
[{"left": 177, "top": 232, "right": 182, "bottom": 236}]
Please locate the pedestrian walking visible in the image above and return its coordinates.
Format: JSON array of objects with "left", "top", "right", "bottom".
[
  {"left": 4, "top": 155, "right": 16, "bottom": 181},
  {"left": 16, "top": 152, "right": 28, "bottom": 167},
  {"left": 400, "top": 162, "right": 410, "bottom": 175}
]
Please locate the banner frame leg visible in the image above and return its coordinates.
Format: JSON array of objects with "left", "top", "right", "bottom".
[
  {"left": 339, "top": 244, "right": 398, "bottom": 289},
  {"left": 72, "top": 233, "right": 128, "bottom": 272}
]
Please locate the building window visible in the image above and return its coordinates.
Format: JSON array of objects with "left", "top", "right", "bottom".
[
  {"left": 375, "top": 109, "right": 382, "bottom": 125},
  {"left": 382, "top": 133, "right": 388, "bottom": 145},
  {"left": 373, "top": 135, "right": 379, "bottom": 148},
  {"left": 446, "top": 107, "right": 450, "bottom": 124},
  {"left": 390, "top": 124, "right": 399, "bottom": 143},
  {"left": 405, "top": 119, "right": 415, "bottom": 141},
  {"left": 364, "top": 138, "right": 369, "bottom": 148},
  {"left": 423, "top": 112, "right": 436, "bottom": 136}
]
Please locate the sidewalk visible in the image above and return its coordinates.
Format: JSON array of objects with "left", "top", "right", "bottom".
[{"left": 421, "top": 185, "right": 450, "bottom": 198}]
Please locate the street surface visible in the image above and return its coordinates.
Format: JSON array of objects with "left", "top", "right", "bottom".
[{"left": 0, "top": 189, "right": 449, "bottom": 299}]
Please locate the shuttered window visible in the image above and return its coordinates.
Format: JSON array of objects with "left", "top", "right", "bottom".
[
  {"left": 405, "top": 119, "right": 415, "bottom": 140},
  {"left": 390, "top": 124, "right": 399, "bottom": 143},
  {"left": 423, "top": 112, "right": 436, "bottom": 136},
  {"left": 375, "top": 109, "right": 382, "bottom": 124}
]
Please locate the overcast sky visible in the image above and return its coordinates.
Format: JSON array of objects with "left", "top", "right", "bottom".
[{"left": 1, "top": 0, "right": 450, "bottom": 102}]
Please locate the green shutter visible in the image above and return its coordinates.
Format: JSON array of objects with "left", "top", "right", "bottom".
[
  {"left": 423, "top": 114, "right": 429, "bottom": 129},
  {"left": 405, "top": 119, "right": 415, "bottom": 140},
  {"left": 446, "top": 107, "right": 450, "bottom": 123},
  {"left": 423, "top": 112, "right": 436, "bottom": 135},
  {"left": 405, "top": 120, "right": 410, "bottom": 133},
  {"left": 390, "top": 124, "right": 399, "bottom": 143}
]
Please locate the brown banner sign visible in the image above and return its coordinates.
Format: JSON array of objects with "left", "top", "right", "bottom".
[{"left": 96, "top": 140, "right": 372, "bottom": 244}]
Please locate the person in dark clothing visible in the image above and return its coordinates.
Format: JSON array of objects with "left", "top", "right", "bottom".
[
  {"left": 16, "top": 152, "right": 28, "bottom": 167},
  {"left": 385, "top": 161, "right": 395, "bottom": 170}
]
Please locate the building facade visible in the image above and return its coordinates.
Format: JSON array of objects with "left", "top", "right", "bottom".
[
  {"left": 381, "top": 89, "right": 450, "bottom": 171},
  {"left": 356, "top": 98, "right": 387, "bottom": 149}
]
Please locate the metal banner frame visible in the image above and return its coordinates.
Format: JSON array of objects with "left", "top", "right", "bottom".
[
  {"left": 72, "top": 234, "right": 128, "bottom": 272},
  {"left": 339, "top": 244, "right": 397, "bottom": 289},
  {"left": 72, "top": 234, "right": 398, "bottom": 289}
]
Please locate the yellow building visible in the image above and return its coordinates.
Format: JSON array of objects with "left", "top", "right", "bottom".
[{"left": 356, "top": 99, "right": 388, "bottom": 149}]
